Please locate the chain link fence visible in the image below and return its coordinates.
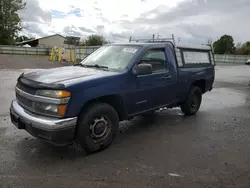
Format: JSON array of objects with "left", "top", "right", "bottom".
[
  {"left": 1, "top": 45, "right": 250, "bottom": 64},
  {"left": 214, "top": 54, "right": 250, "bottom": 64}
]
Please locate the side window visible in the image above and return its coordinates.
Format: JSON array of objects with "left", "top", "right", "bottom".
[
  {"left": 140, "top": 48, "right": 167, "bottom": 72},
  {"left": 175, "top": 48, "right": 184, "bottom": 67},
  {"left": 182, "top": 50, "right": 210, "bottom": 65}
]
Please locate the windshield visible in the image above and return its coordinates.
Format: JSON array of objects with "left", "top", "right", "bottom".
[{"left": 80, "top": 45, "right": 141, "bottom": 72}]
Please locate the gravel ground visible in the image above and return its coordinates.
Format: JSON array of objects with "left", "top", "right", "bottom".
[
  {"left": 0, "top": 55, "right": 250, "bottom": 188},
  {"left": 0, "top": 54, "right": 72, "bottom": 69}
]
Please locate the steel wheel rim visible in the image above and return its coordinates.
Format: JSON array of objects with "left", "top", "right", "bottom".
[
  {"left": 89, "top": 116, "right": 111, "bottom": 142},
  {"left": 190, "top": 93, "right": 200, "bottom": 111}
]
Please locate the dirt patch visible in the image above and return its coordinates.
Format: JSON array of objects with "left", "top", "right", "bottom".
[{"left": 0, "top": 54, "right": 73, "bottom": 69}]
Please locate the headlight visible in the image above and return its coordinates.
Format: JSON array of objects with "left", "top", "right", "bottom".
[
  {"left": 35, "top": 102, "right": 67, "bottom": 117},
  {"left": 36, "top": 90, "right": 71, "bottom": 98},
  {"left": 35, "top": 90, "right": 71, "bottom": 117}
]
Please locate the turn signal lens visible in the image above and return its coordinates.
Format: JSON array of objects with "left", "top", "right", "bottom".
[
  {"left": 58, "top": 104, "right": 67, "bottom": 116},
  {"left": 57, "top": 90, "right": 71, "bottom": 98}
]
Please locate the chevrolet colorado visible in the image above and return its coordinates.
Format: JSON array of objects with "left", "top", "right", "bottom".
[{"left": 10, "top": 41, "right": 215, "bottom": 153}]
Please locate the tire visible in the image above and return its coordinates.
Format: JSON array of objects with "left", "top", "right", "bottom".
[
  {"left": 75, "top": 103, "right": 119, "bottom": 153},
  {"left": 180, "top": 86, "right": 202, "bottom": 116}
]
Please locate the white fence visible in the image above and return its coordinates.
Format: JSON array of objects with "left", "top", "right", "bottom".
[
  {"left": 0, "top": 45, "right": 50, "bottom": 55},
  {"left": 0, "top": 45, "right": 249, "bottom": 64},
  {"left": 74, "top": 46, "right": 100, "bottom": 59},
  {"left": 0, "top": 45, "right": 100, "bottom": 59},
  {"left": 214, "top": 54, "right": 250, "bottom": 64}
]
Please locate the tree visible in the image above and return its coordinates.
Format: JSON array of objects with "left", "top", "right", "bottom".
[
  {"left": 64, "top": 36, "right": 80, "bottom": 46},
  {"left": 81, "top": 35, "right": 107, "bottom": 46},
  {"left": 235, "top": 42, "right": 242, "bottom": 55},
  {"left": 213, "top": 35, "right": 235, "bottom": 54},
  {"left": 15, "top": 35, "right": 35, "bottom": 43},
  {"left": 242, "top": 42, "right": 250, "bottom": 55},
  {"left": 0, "top": 0, "right": 26, "bottom": 45},
  {"left": 234, "top": 41, "right": 250, "bottom": 55}
]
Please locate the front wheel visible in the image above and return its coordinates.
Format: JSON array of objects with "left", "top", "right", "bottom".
[
  {"left": 181, "top": 86, "right": 202, "bottom": 116},
  {"left": 75, "top": 103, "right": 119, "bottom": 153}
]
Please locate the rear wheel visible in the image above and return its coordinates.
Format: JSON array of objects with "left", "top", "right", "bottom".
[
  {"left": 181, "top": 86, "right": 202, "bottom": 116},
  {"left": 75, "top": 103, "right": 119, "bottom": 153}
]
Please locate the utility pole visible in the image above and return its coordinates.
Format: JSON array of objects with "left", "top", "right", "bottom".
[
  {"left": 129, "top": 36, "right": 132, "bottom": 42},
  {"left": 157, "top": 32, "right": 160, "bottom": 39}
]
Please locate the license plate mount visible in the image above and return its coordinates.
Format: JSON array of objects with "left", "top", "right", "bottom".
[{"left": 10, "top": 111, "right": 26, "bottom": 129}]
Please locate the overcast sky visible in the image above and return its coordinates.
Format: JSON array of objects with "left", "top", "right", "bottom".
[{"left": 19, "top": 0, "right": 250, "bottom": 44}]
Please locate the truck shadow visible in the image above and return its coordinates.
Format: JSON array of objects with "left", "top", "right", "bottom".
[
  {"left": 14, "top": 108, "right": 201, "bottom": 166},
  {"left": 115, "top": 108, "right": 194, "bottom": 144}
]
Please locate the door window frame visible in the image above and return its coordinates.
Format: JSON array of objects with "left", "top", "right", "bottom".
[{"left": 132, "top": 46, "right": 169, "bottom": 76}]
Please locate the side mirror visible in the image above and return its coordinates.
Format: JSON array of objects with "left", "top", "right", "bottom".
[{"left": 133, "top": 63, "right": 153, "bottom": 76}]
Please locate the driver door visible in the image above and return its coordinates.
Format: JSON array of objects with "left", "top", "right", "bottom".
[{"left": 126, "top": 47, "right": 170, "bottom": 115}]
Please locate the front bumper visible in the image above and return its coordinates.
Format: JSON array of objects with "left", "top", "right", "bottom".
[{"left": 10, "top": 100, "right": 77, "bottom": 146}]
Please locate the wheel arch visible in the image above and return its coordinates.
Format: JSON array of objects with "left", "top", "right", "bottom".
[
  {"left": 191, "top": 79, "right": 206, "bottom": 94},
  {"left": 78, "top": 94, "right": 127, "bottom": 121}
]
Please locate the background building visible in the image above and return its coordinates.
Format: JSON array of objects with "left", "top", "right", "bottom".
[{"left": 16, "top": 34, "right": 66, "bottom": 48}]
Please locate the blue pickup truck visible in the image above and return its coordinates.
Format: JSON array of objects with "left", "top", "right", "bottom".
[{"left": 10, "top": 41, "right": 215, "bottom": 153}]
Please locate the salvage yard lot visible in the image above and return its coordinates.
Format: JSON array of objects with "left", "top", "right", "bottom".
[{"left": 0, "top": 55, "right": 250, "bottom": 188}]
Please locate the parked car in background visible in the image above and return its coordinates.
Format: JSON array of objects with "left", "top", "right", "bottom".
[
  {"left": 245, "top": 59, "right": 250, "bottom": 65},
  {"left": 10, "top": 41, "right": 215, "bottom": 153}
]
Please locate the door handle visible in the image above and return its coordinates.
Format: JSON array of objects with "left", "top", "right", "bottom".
[
  {"left": 156, "top": 75, "right": 172, "bottom": 80},
  {"left": 162, "top": 75, "right": 171, "bottom": 80}
]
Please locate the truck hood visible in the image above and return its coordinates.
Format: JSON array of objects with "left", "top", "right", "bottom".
[{"left": 21, "top": 66, "right": 118, "bottom": 85}]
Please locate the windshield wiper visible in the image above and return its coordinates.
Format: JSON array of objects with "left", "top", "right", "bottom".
[{"left": 75, "top": 64, "right": 109, "bottom": 70}]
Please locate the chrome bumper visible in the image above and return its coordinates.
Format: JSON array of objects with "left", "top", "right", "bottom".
[{"left": 10, "top": 100, "right": 77, "bottom": 131}]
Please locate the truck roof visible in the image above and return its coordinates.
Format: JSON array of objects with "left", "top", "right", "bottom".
[
  {"left": 110, "top": 42, "right": 212, "bottom": 51},
  {"left": 176, "top": 43, "right": 212, "bottom": 50}
]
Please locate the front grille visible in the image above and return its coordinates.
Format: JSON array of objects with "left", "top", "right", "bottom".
[
  {"left": 16, "top": 93, "right": 33, "bottom": 108},
  {"left": 16, "top": 81, "right": 36, "bottom": 111},
  {"left": 16, "top": 82, "right": 36, "bottom": 95}
]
